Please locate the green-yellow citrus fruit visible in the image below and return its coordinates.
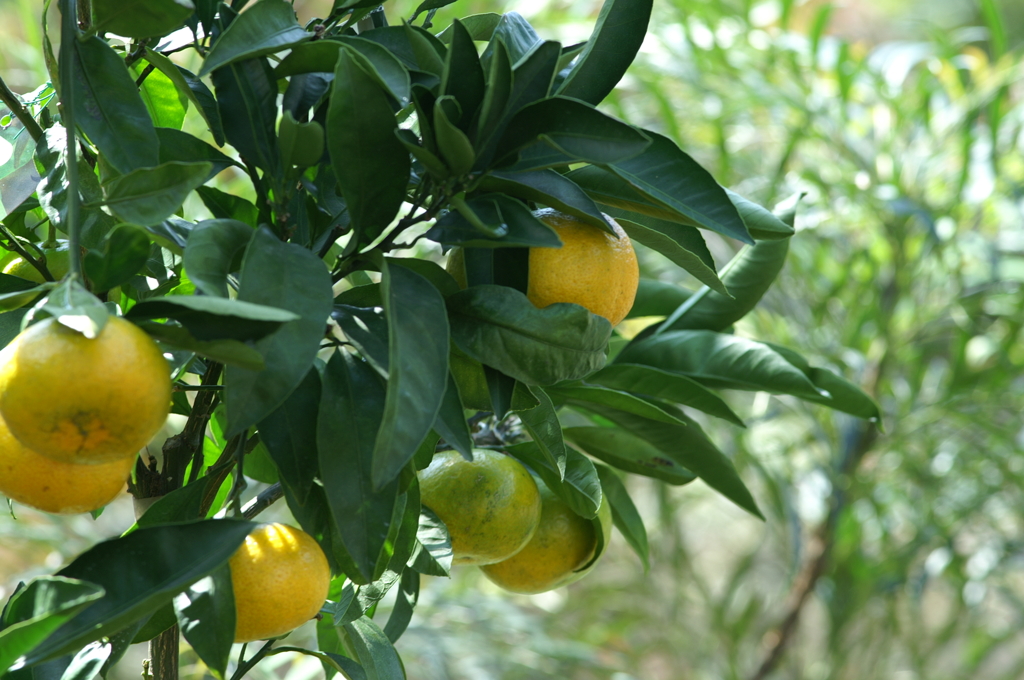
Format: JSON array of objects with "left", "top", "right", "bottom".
[
  {"left": 0, "top": 412, "right": 135, "bottom": 514},
  {"left": 229, "top": 523, "right": 331, "bottom": 643},
  {"left": 480, "top": 480, "right": 612, "bottom": 594},
  {"left": 445, "top": 210, "right": 639, "bottom": 326},
  {"left": 419, "top": 449, "right": 542, "bottom": 566},
  {"left": 3, "top": 242, "right": 72, "bottom": 283},
  {"left": 0, "top": 316, "right": 172, "bottom": 464}
]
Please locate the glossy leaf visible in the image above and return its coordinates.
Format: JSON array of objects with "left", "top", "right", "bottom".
[
  {"left": 447, "top": 285, "right": 612, "bottom": 385},
  {"left": 440, "top": 20, "right": 485, "bottom": 129},
  {"left": 473, "top": 38, "right": 511, "bottom": 148},
  {"left": 547, "top": 383, "right": 690, "bottom": 426},
  {"left": 258, "top": 368, "right": 321, "bottom": 507},
  {"left": 135, "top": 321, "right": 266, "bottom": 370},
  {"left": 101, "top": 161, "right": 211, "bottom": 226},
  {"left": 156, "top": 128, "right": 236, "bottom": 180},
  {"left": 515, "top": 385, "right": 567, "bottom": 476},
  {"left": 494, "top": 96, "right": 650, "bottom": 165},
  {"left": 382, "top": 569, "right": 419, "bottom": 643},
  {"left": 211, "top": 57, "right": 279, "bottom": 173},
  {"left": 595, "top": 465, "right": 649, "bottom": 571},
  {"left": 627, "top": 279, "right": 692, "bottom": 318},
  {"left": 59, "top": 641, "right": 110, "bottom": 680},
  {"left": 319, "top": 351, "right": 401, "bottom": 584},
  {"left": 765, "top": 343, "right": 882, "bottom": 421},
  {"left": 615, "top": 330, "right": 825, "bottom": 400},
  {"left": 196, "top": 187, "right": 258, "bottom": 227},
  {"left": 70, "top": 37, "right": 159, "bottom": 174},
  {"left": 481, "top": 12, "right": 541, "bottom": 66},
  {"left": 477, "top": 170, "right": 613, "bottom": 232},
  {"left": 605, "top": 207, "right": 727, "bottom": 295},
  {"left": 137, "top": 65, "right": 187, "bottom": 130},
  {"left": 726, "top": 189, "right": 794, "bottom": 240},
  {"left": 173, "top": 565, "right": 234, "bottom": 680},
  {"left": 0, "top": 578, "right": 104, "bottom": 675},
  {"left": 371, "top": 261, "right": 450, "bottom": 490},
  {"left": 20, "top": 520, "right": 254, "bottom": 665},
  {"left": 408, "top": 508, "right": 452, "bottom": 577},
  {"left": 433, "top": 98, "right": 475, "bottom": 175},
  {"left": 557, "top": 0, "right": 653, "bottom": 105},
  {"left": 588, "top": 363, "right": 745, "bottom": 426},
  {"left": 438, "top": 13, "right": 501, "bottom": 42},
  {"left": 327, "top": 50, "right": 410, "bottom": 246},
  {"left": 341, "top": 616, "right": 406, "bottom": 680},
  {"left": 332, "top": 305, "right": 388, "bottom": 374},
  {"left": 426, "top": 194, "right": 561, "bottom": 248},
  {"left": 506, "top": 441, "right": 602, "bottom": 519},
  {"left": 183, "top": 219, "right": 253, "bottom": 297},
  {"left": 127, "top": 295, "right": 297, "bottom": 341},
  {"left": 200, "top": 0, "right": 309, "bottom": 75},
  {"left": 658, "top": 238, "right": 790, "bottom": 333},
  {"left": 275, "top": 38, "right": 411, "bottom": 107},
  {"left": 143, "top": 50, "right": 225, "bottom": 145},
  {"left": 563, "top": 426, "right": 696, "bottom": 485},
  {"left": 224, "top": 227, "right": 334, "bottom": 436},
  {"left": 608, "top": 132, "right": 753, "bottom": 244},
  {"left": 92, "top": 0, "right": 193, "bottom": 38},
  {"left": 83, "top": 224, "right": 151, "bottom": 292},
  {"left": 432, "top": 372, "right": 474, "bottom": 460}
]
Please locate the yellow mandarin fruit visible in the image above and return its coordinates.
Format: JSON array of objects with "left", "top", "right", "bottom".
[
  {"left": 229, "top": 523, "right": 331, "bottom": 643},
  {"left": 480, "top": 480, "right": 612, "bottom": 594},
  {"left": 3, "top": 242, "right": 72, "bottom": 283},
  {"left": 0, "top": 317, "right": 172, "bottom": 464},
  {"left": 0, "top": 412, "right": 135, "bottom": 514},
  {"left": 419, "top": 449, "right": 542, "bottom": 566},
  {"left": 445, "top": 210, "right": 639, "bottom": 326}
]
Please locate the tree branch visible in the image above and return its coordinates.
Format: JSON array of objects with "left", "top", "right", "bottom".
[{"left": 0, "top": 76, "right": 44, "bottom": 143}]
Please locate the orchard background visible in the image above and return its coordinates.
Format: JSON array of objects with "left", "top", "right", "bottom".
[{"left": 1, "top": 0, "right": 1023, "bottom": 679}]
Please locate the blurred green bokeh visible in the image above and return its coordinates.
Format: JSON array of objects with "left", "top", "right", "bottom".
[{"left": 2, "top": 1, "right": 1023, "bottom": 679}]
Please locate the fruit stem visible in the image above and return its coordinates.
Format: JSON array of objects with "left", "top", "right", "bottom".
[{"left": 58, "top": 0, "right": 84, "bottom": 282}]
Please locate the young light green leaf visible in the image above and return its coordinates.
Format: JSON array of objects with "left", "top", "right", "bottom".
[
  {"left": 278, "top": 111, "right": 324, "bottom": 168},
  {"left": 143, "top": 50, "right": 225, "bottom": 145},
  {"left": 200, "top": 0, "right": 310, "bottom": 76},
  {"left": 100, "top": 161, "right": 211, "bottom": 226},
  {"left": 447, "top": 285, "right": 612, "bottom": 385},
  {"left": 371, "top": 261, "right": 450, "bottom": 490}
]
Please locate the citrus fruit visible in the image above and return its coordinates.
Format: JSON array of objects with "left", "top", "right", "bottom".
[
  {"left": 480, "top": 480, "right": 612, "bottom": 594},
  {"left": 419, "top": 449, "right": 542, "bottom": 566},
  {"left": 0, "top": 316, "right": 172, "bottom": 464},
  {"left": 445, "top": 210, "right": 639, "bottom": 326},
  {"left": 3, "top": 242, "right": 72, "bottom": 283},
  {"left": 0, "top": 412, "right": 135, "bottom": 514},
  {"left": 229, "top": 523, "right": 331, "bottom": 643}
]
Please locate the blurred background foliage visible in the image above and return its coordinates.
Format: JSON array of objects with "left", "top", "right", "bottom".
[{"left": 2, "top": 0, "right": 1024, "bottom": 678}]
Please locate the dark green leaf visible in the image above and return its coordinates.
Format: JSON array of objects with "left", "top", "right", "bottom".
[
  {"left": 200, "top": 0, "right": 309, "bottom": 75},
  {"left": 70, "top": 37, "right": 159, "bottom": 174},
  {"left": 135, "top": 321, "right": 266, "bottom": 370},
  {"left": 658, "top": 238, "right": 790, "bottom": 333},
  {"left": 332, "top": 305, "right": 388, "bottom": 373},
  {"left": 433, "top": 98, "right": 475, "bottom": 175},
  {"left": 371, "top": 261, "right": 450, "bottom": 490},
  {"left": 557, "top": 0, "right": 653, "bottom": 105},
  {"left": 494, "top": 97, "right": 650, "bottom": 166},
  {"left": 628, "top": 279, "right": 692, "bottom": 319},
  {"left": 0, "top": 578, "right": 104, "bottom": 675},
  {"left": 594, "top": 465, "right": 649, "bottom": 571},
  {"left": 515, "top": 384, "right": 567, "bottom": 476},
  {"left": 92, "top": 0, "right": 193, "bottom": 38},
  {"left": 437, "top": 13, "right": 501, "bottom": 43},
  {"left": 588, "top": 363, "right": 745, "bottom": 426},
  {"left": 100, "top": 161, "right": 211, "bottom": 226},
  {"left": 224, "top": 227, "right": 334, "bottom": 436},
  {"left": 615, "top": 330, "right": 825, "bottom": 400},
  {"left": 440, "top": 20, "right": 485, "bottom": 129},
  {"left": 433, "top": 373, "right": 474, "bottom": 460},
  {"left": 447, "top": 285, "right": 611, "bottom": 385},
  {"left": 563, "top": 426, "right": 696, "bottom": 485},
  {"left": 608, "top": 132, "right": 752, "bottom": 244},
  {"left": 473, "top": 38, "right": 512, "bottom": 151},
  {"left": 196, "top": 187, "right": 258, "bottom": 227},
  {"left": 408, "top": 508, "right": 452, "bottom": 577},
  {"left": 258, "top": 367, "right": 321, "bottom": 506},
  {"left": 134, "top": 477, "right": 215, "bottom": 529},
  {"left": 547, "top": 383, "right": 689, "bottom": 426},
  {"left": 426, "top": 194, "right": 561, "bottom": 248},
  {"left": 341, "top": 617, "right": 406, "bottom": 680},
  {"left": 211, "top": 57, "right": 279, "bottom": 173},
  {"left": 764, "top": 343, "right": 882, "bottom": 421},
  {"left": 478, "top": 170, "right": 613, "bottom": 233},
  {"left": 382, "top": 570, "right": 418, "bottom": 644},
  {"left": 275, "top": 38, "right": 411, "bottom": 107},
  {"left": 727, "top": 189, "right": 794, "bottom": 240},
  {"left": 480, "top": 12, "right": 541, "bottom": 65},
  {"left": 319, "top": 351, "right": 401, "bottom": 584},
  {"left": 173, "top": 565, "right": 234, "bottom": 680},
  {"left": 83, "top": 224, "right": 151, "bottom": 292},
  {"left": 357, "top": 26, "right": 443, "bottom": 77},
  {"left": 505, "top": 441, "right": 602, "bottom": 518},
  {"left": 606, "top": 208, "right": 726, "bottom": 295},
  {"left": 21, "top": 520, "right": 253, "bottom": 665},
  {"left": 127, "top": 295, "right": 297, "bottom": 341},
  {"left": 183, "top": 219, "right": 254, "bottom": 297},
  {"left": 156, "top": 128, "right": 236, "bottom": 180},
  {"left": 412, "top": 0, "right": 457, "bottom": 20},
  {"left": 327, "top": 50, "right": 410, "bottom": 246}
]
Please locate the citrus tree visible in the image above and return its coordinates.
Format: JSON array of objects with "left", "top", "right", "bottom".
[{"left": 0, "top": 0, "right": 881, "bottom": 678}]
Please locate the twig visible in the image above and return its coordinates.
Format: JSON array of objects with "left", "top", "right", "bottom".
[
  {"left": 0, "top": 75, "right": 44, "bottom": 143},
  {"left": 0, "top": 224, "right": 53, "bottom": 281},
  {"left": 242, "top": 483, "right": 283, "bottom": 520},
  {"left": 58, "top": 0, "right": 83, "bottom": 281}
]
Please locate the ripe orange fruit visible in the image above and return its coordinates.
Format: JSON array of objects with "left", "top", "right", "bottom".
[
  {"left": 0, "top": 316, "right": 171, "bottom": 464},
  {"left": 480, "top": 480, "right": 612, "bottom": 594},
  {"left": 446, "top": 210, "right": 638, "bottom": 326},
  {"left": 229, "top": 523, "right": 331, "bottom": 643},
  {"left": 419, "top": 449, "right": 542, "bottom": 566},
  {"left": 0, "top": 412, "right": 135, "bottom": 514}
]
